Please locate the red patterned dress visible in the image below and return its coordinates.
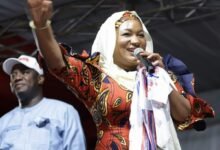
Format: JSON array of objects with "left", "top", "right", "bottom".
[{"left": 47, "top": 46, "right": 214, "bottom": 150}]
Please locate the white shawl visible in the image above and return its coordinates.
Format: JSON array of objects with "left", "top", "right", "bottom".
[{"left": 129, "top": 67, "right": 181, "bottom": 150}]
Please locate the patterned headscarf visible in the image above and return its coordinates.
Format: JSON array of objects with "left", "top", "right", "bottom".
[{"left": 91, "top": 11, "right": 153, "bottom": 91}]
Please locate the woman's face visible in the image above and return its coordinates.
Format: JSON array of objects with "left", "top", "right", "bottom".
[{"left": 113, "top": 19, "right": 147, "bottom": 71}]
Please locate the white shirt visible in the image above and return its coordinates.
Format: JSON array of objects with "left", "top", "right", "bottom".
[{"left": 0, "top": 97, "right": 86, "bottom": 150}]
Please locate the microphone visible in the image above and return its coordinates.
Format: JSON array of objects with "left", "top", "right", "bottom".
[{"left": 133, "top": 48, "right": 155, "bottom": 73}]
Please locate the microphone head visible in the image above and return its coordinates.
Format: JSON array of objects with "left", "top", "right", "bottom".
[{"left": 133, "top": 48, "right": 144, "bottom": 57}]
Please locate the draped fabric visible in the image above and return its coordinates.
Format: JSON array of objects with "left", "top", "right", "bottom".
[
  {"left": 163, "top": 54, "right": 215, "bottom": 131},
  {"left": 129, "top": 66, "right": 181, "bottom": 150},
  {"left": 142, "top": 110, "right": 157, "bottom": 150}
]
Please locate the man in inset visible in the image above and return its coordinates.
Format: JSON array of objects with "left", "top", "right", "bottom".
[{"left": 0, "top": 55, "right": 86, "bottom": 150}]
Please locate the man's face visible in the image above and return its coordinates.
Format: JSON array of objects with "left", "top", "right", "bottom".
[{"left": 10, "top": 64, "right": 41, "bottom": 97}]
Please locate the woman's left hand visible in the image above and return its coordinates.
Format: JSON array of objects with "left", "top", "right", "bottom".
[
  {"left": 139, "top": 51, "right": 164, "bottom": 68},
  {"left": 148, "top": 53, "right": 164, "bottom": 68}
]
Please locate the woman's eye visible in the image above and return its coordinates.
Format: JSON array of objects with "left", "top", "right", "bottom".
[
  {"left": 138, "top": 33, "right": 145, "bottom": 37},
  {"left": 122, "top": 32, "right": 130, "bottom": 36}
]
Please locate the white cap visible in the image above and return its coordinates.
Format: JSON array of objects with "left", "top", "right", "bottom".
[{"left": 2, "top": 55, "right": 44, "bottom": 75}]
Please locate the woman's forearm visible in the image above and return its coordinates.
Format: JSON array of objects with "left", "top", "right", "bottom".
[
  {"left": 169, "top": 90, "right": 191, "bottom": 122},
  {"left": 34, "top": 26, "right": 65, "bottom": 70},
  {"left": 28, "top": 0, "right": 65, "bottom": 70}
]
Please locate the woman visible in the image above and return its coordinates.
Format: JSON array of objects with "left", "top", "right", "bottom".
[{"left": 27, "top": 0, "right": 214, "bottom": 149}]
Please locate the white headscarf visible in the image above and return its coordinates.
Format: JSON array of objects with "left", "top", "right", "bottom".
[{"left": 91, "top": 11, "right": 153, "bottom": 91}]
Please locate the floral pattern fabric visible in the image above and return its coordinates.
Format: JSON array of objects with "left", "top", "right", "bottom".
[{"left": 47, "top": 45, "right": 214, "bottom": 149}]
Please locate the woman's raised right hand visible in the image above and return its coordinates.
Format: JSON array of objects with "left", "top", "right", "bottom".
[{"left": 27, "top": 0, "right": 53, "bottom": 28}]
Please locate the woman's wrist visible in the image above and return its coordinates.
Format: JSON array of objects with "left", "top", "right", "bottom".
[{"left": 29, "top": 20, "right": 51, "bottom": 30}]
